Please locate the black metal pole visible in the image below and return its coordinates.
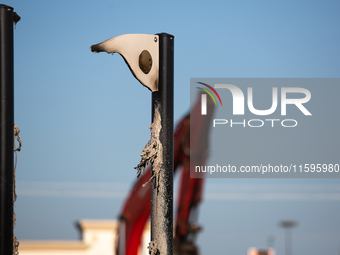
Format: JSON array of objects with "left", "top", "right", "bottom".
[
  {"left": 151, "top": 33, "right": 174, "bottom": 255},
  {"left": 285, "top": 227, "right": 292, "bottom": 255},
  {"left": 0, "top": 4, "right": 14, "bottom": 255}
]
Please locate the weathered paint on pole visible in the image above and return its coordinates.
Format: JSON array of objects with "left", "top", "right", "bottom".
[
  {"left": 0, "top": 4, "right": 14, "bottom": 255},
  {"left": 151, "top": 33, "right": 174, "bottom": 255}
]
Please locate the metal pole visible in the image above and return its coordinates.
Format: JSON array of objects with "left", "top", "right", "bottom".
[
  {"left": 280, "top": 220, "right": 296, "bottom": 255},
  {"left": 151, "top": 33, "right": 174, "bottom": 255},
  {"left": 286, "top": 227, "right": 292, "bottom": 255},
  {"left": 0, "top": 4, "right": 14, "bottom": 255}
]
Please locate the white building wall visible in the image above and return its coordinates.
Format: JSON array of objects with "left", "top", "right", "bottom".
[{"left": 19, "top": 220, "right": 150, "bottom": 255}]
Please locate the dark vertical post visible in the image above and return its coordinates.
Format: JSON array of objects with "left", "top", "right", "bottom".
[
  {"left": 0, "top": 4, "right": 14, "bottom": 255},
  {"left": 285, "top": 227, "right": 292, "bottom": 255},
  {"left": 281, "top": 221, "right": 296, "bottom": 255},
  {"left": 151, "top": 33, "right": 174, "bottom": 255}
]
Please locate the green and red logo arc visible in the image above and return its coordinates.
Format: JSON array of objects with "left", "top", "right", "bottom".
[{"left": 197, "top": 82, "right": 223, "bottom": 106}]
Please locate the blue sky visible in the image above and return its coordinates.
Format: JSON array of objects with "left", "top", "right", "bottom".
[{"left": 4, "top": 0, "right": 340, "bottom": 254}]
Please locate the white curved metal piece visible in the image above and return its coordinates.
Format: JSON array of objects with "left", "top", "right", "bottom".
[{"left": 90, "top": 34, "right": 159, "bottom": 92}]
